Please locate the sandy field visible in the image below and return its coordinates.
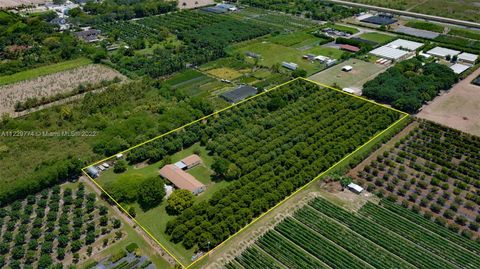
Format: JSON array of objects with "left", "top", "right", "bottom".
[
  {"left": 0, "top": 0, "right": 49, "bottom": 8},
  {"left": 417, "top": 68, "right": 480, "bottom": 137},
  {"left": 178, "top": 0, "right": 214, "bottom": 9},
  {"left": 0, "top": 64, "right": 125, "bottom": 114}
]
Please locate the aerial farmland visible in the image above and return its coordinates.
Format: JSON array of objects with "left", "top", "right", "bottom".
[{"left": 0, "top": 1, "right": 479, "bottom": 268}]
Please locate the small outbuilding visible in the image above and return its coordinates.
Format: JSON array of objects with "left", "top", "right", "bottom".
[
  {"left": 340, "top": 44, "right": 360, "bottom": 53},
  {"left": 221, "top": 85, "right": 258, "bottom": 103},
  {"left": 86, "top": 166, "right": 100, "bottom": 178},
  {"left": 342, "top": 65, "right": 353, "bottom": 72},
  {"left": 282, "top": 62, "right": 299, "bottom": 70},
  {"left": 347, "top": 183, "right": 364, "bottom": 194}
]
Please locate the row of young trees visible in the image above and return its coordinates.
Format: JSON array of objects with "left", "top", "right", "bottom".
[{"left": 362, "top": 58, "right": 458, "bottom": 113}]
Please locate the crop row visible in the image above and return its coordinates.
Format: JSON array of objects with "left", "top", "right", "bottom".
[
  {"left": 294, "top": 207, "right": 415, "bottom": 269},
  {"left": 309, "top": 197, "right": 457, "bottom": 269},
  {"left": 359, "top": 202, "right": 480, "bottom": 268},
  {"left": 233, "top": 246, "right": 282, "bottom": 269}
]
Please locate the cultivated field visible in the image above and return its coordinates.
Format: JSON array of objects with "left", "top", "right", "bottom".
[
  {"left": 308, "top": 58, "right": 388, "bottom": 92},
  {"left": 0, "top": 0, "right": 49, "bottom": 8},
  {"left": 418, "top": 68, "right": 480, "bottom": 137},
  {"left": 91, "top": 78, "right": 403, "bottom": 266},
  {"left": 351, "top": 120, "right": 480, "bottom": 238},
  {"left": 0, "top": 64, "right": 126, "bottom": 114},
  {"left": 227, "top": 195, "right": 480, "bottom": 269},
  {"left": 345, "top": 0, "right": 480, "bottom": 22}
]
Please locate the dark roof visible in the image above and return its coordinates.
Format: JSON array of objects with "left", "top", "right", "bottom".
[
  {"left": 340, "top": 44, "right": 360, "bottom": 52},
  {"left": 75, "top": 29, "right": 101, "bottom": 38},
  {"left": 221, "top": 85, "right": 257, "bottom": 103},
  {"left": 361, "top": 15, "right": 397, "bottom": 25}
]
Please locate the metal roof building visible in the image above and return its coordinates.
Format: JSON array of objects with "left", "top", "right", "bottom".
[
  {"left": 449, "top": 63, "right": 470, "bottom": 74},
  {"left": 347, "top": 183, "right": 364, "bottom": 194},
  {"left": 159, "top": 165, "right": 206, "bottom": 195},
  {"left": 427, "top": 47, "right": 461, "bottom": 58},
  {"left": 369, "top": 46, "right": 409, "bottom": 60},
  {"left": 221, "top": 85, "right": 258, "bottom": 103},
  {"left": 458, "top": 52, "right": 478, "bottom": 64},
  {"left": 386, "top": 39, "right": 424, "bottom": 51}
]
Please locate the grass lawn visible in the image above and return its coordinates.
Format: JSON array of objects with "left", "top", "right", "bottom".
[
  {"left": 0, "top": 58, "right": 92, "bottom": 86},
  {"left": 234, "top": 41, "right": 325, "bottom": 75},
  {"left": 305, "top": 46, "right": 346, "bottom": 59},
  {"left": 308, "top": 58, "right": 388, "bottom": 90},
  {"left": 96, "top": 143, "right": 232, "bottom": 265},
  {"left": 358, "top": 32, "right": 396, "bottom": 44},
  {"left": 268, "top": 31, "right": 322, "bottom": 47}
]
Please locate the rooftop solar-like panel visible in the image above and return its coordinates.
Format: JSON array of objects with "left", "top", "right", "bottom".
[{"left": 221, "top": 85, "right": 258, "bottom": 103}]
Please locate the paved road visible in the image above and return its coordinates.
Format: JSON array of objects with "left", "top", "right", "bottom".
[{"left": 326, "top": 0, "right": 480, "bottom": 29}]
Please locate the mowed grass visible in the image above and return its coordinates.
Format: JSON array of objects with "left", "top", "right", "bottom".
[
  {"left": 234, "top": 41, "right": 325, "bottom": 75},
  {"left": 358, "top": 32, "right": 396, "bottom": 43},
  {"left": 306, "top": 46, "right": 346, "bottom": 59},
  {"left": 268, "top": 31, "right": 322, "bottom": 47},
  {"left": 206, "top": 67, "right": 243, "bottom": 80},
  {"left": 0, "top": 58, "right": 92, "bottom": 86},
  {"left": 96, "top": 143, "right": 233, "bottom": 265},
  {"left": 308, "top": 58, "right": 387, "bottom": 90}
]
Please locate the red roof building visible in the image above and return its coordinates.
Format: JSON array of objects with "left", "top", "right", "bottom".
[{"left": 340, "top": 44, "right": 360, "bottom": 52}]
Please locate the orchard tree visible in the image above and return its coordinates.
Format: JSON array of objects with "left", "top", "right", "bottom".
[
  {"left": 166, "top": 189, "right": 194, "bottom": 215},
  {"left": 38, "top": 254, "right": 53, "bottom": 268},
  {"left": 137, "top": 177, "right": 166, "bottom": 210}
]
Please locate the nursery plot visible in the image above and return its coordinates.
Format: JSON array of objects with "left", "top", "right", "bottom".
[
  {"left": 228, "top": 196, "right": 480, "bottom": 269},
  {"left": 0, "top": 64, "right": 126, "bottom": 114},
  {"left": 352, "top": 119, "right": 480, "bottom": 238},
  {"left": 85, "top": 78, "right": 405, "bottom": 267}
]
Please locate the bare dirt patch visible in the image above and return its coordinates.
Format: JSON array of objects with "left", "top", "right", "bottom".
[
  {"left": 0, "top": 64, "right": 126, "bottom": 115},
  {"left": 0, "top": 0, "right": 49, "bottom": 8},
  {"left": 417, "top": 68, "right": 480, "bottom": 137}
]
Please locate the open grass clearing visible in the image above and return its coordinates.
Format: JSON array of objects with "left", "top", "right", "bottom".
[
  {"left": 358, "top": 32, "right": 396, "bottom": 44},
  {"left": 308, "top": 58, "right": 388, "bottom": 91},
  {"left": 0, "top": 58, "right": 92, "bottom": 86}
]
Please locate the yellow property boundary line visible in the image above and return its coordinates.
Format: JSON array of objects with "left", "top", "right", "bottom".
[{"left": 81, "top": 77, "right": 409, "bottom": 268}]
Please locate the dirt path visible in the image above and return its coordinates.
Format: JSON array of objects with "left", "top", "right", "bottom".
[{"left": 81, "top": 176, "right": 178, "bottom": 266}]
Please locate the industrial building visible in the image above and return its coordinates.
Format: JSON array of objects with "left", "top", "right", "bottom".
[
  {"left": 221, "top": 85, "right": 258, "bottom": 103},
  {"left": 449, "top": 63, "right": 470, "bottom": 74},
  {"left": 427, "top": 47, "right": 460, "bottom": 59},
  {"left": 457, "top": 52, "right": 478, "bottom": 64},
  {"left": 369, "top": 46, "right": 409, "bottom": 60},
  {"left": 385, "top": 39, "right": 423, "bottom": 51}
]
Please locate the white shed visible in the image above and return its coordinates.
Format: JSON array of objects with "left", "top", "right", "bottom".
[{"left": 347, "top": 183, "right": 364, "bottom": 194}]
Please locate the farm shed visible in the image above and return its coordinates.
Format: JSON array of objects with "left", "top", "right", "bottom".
[
  {"left": 221, "top": 85, "right": 258, "bottom": 103},
  {"left": 340, "top": 44, "right": 360, "bottom": 53},
  {"left": 175, "top": 154, "right": 202, "bottom": 170},
  {"left": 159, "top": 165, "right": 206, "bottom": 195},
  {"left": 369, "top": 46, "right": 409, "bottom": 60},
  {"left": 282, "top": 62, "right": 299, "bottom": 70},
  {"left": 347, "top": 183, "right": 364, "bottom": 194},
  {"left": 457, "top": 53, "right": 478, "bottom": 64},
  {"left": 386, "top": 39, "right": 423, "bottom": 51},
  {"left": 86, "top": 166, "right": 100, "bottom": 178},
  {"left": 342, "top": 65, "right": 353, "bottom": 72},
  {"left": 360, "top": 14, "right": 397, "bottom": 25},
  {"left": 427, "top": 47, "right": 460, "bottom": 59},
  {"left": 246, "top": 52, "right": 261, "bottom": 59},
  {"left": 450, "top": 63, "right": 470, "bottom": 74}
]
